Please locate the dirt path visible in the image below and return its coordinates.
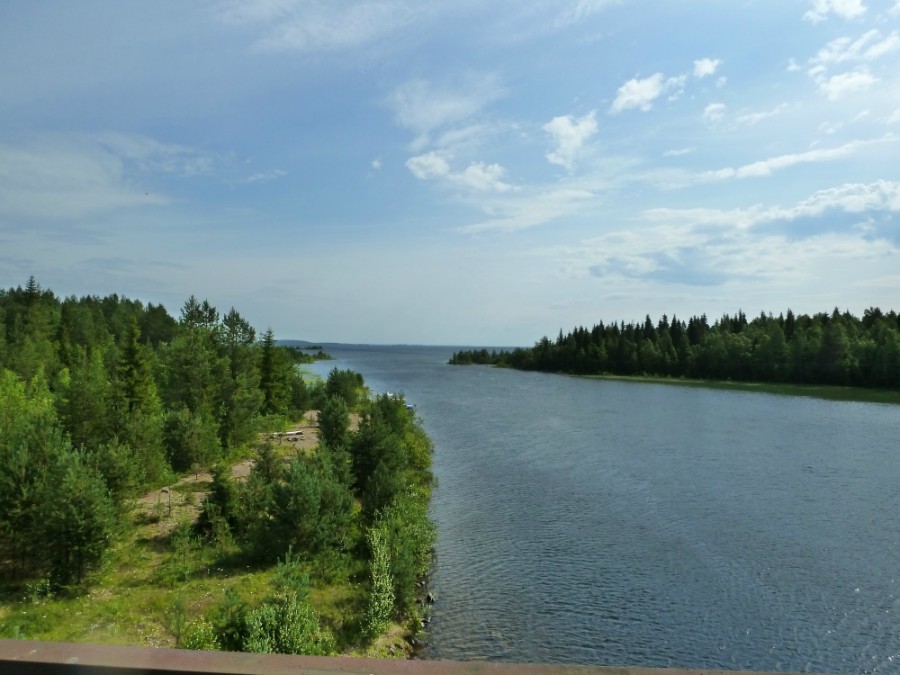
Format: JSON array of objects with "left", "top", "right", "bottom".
[{"left": 135, "top": 413, "right": 322, "bottom": 537}]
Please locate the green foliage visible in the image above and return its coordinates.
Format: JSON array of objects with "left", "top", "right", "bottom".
[
  {"left": 259, "top": 329, "right": 293, "bottom": 416},
  {"left": 181, "top": 617, "right": 221, "bottom": 651},
  {"left": 197, "top": 463, "right": 240, "bottom": 541},
  {"left": 261, "top": 452, "right": 356, "bottom": 564},
  {"left": 164, "top": 406, "right": 222, "bottom": 472},
  {"left": 0, "top": 278, "right": 437, "bottom": 650},
  {"left": 160, "top": 521, "right": 198, "bottom": 586},
  {"left": 318, "top": 394, "right": 350, "bottom": 450},
  {"left": 37, "top": 449, "right": 118, "bottom": 589},
  {"left": 376, "top": 494, "right": 436, "bottom": 614},
  {"left": 451, "top": 307, "right": 900, "bottom": 390},
  {"left": 362, "top": 525, "right": 394, "bottom": 640},
  {"left": 325, "top": 368, "right": 365, "bottom": 409},
  {"left": 207, "top": 589, "right": 334, "bottom": 656},
  {"left": 241, "top": 591, "right": 335, "bottom": 655},
  {"left": 273, "top": 547, "right": 311, "bottom": 597}
]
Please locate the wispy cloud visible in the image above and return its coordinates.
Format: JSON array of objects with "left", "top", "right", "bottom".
[
  {"left": 543, "top": 111, "right": 598, "bottom": 171},
  {"left": 216, "top": 0, "right": 423, "bottom": 53},
  {"left": 735, "top": 103, "right": 788, "bottom": 126},
  {"left": 803, "top": 0, "right": 867, "bottom": 23},
  {"left": 642, "top": 180, "right": 900, "bottom": 229},
  {"left": 566, "top": 180, "right": 898, "bottom": 289},
  {"left": 663, "top": 147, "right": 695, "bottom": 157},
  {"left": 697, "top": 138, "right": 879, "bottom": 181},
  {"left": 388, "top": 75, "right": 504, "bottom": 151},
  {"left": 555, "top": 0, "right": 624, "bottom": 25},
  {"left": 806, "top": 29, "right": 898, "bottom": 99},
  {"left": 460, "top": 188, "right": 594, "bottom": 234},
  {"left": 810, "top": 30, "right": 900, "bottom": 68},
  {"left": 702, "top": 103, "right": 726, "bottom": 124},
  {"left": 0, "top": 134, "right": 191, "bottom": 220},
  {"left": 235, "top": 169, "right": 287, "bottom": 184}
]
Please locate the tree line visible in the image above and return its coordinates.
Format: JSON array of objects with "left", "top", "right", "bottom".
[
  {"left": 450, "top": 307, "right": 900, "bottom": 388},
  {"left": 0, "top": 277, "right": 316, "bottom": 586},
  {"left": 0, "top": 277, "right": 435, "bottom": 655}
]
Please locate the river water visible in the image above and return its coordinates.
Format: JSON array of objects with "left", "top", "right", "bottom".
[{"left": 309, "top": 344, "right": 900, "bottom": 673}]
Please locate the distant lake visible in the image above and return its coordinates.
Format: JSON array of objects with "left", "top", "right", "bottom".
[{"left": 310, "top": 344, "right": 900, "bottom": 674}]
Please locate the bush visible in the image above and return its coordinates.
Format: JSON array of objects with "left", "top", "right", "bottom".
[
  {"left": 362, "top": 525, "right": 394, "bottom": 640},
  {"left": 240, "top": 592, "right": 335, "bottom": 655}
]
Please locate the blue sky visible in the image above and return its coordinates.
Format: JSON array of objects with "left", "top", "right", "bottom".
[{"left": 2, "top": 0, "right": 899, "bottom": 345}]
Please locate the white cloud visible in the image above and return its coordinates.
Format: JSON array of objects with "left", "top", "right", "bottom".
[
  {"left": 702, "top": 103, "right": 726, "bottom": 124},
  {"left": 371, "top": 158, "right": 382, "bottom": 170},
  {"left": 693, "top": 58, "right": 721, "bottom": 78},
  {"left": 406, "top": 153, "right": 514, "bottom": 192},
  {"left": 388, "top": 75, "right": 503, "bottom": 151},
  {"left": 892, "top": 0, "right": 900, "bottom": 15},
  {"left": 804, "top": 0, "right": 866, "bottom": 23},
  {"left": 452, "top": 162, "right": 515, "bottom": 193},
  {"left": 405, "top": 152, "right": 451, "bottom": 180},
  {"left": 610, "top": 74, "right": 664, "bottom": 112},
  {"left": 610, "top": 72, "right": 687, "bottom": 113},
  {"left": 543, "top": 111, "right": 598, "bottom": 171},
  {"left": 736, "top": 103, "right": 788, "bottom": 126},
  {"left": 818, "top": 68, "right": 878, "bottom": 100},
  {"left": 887, "top": 109, "right": 900, "bottom": 124}
]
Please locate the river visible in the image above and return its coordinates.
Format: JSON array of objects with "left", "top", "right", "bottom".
[{"left": 308, "top": 344, "right": 900, "bottom": 673}]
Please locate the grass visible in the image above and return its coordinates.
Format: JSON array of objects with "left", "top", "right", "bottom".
[{"left": 585, "top": 373, "right": 900, "bottom": 404}]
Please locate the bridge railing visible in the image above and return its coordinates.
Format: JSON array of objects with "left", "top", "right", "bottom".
[{"left": 0, "top": 639, "right": 821, "bottom": 675}]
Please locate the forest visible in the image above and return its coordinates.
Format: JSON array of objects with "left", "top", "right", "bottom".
[
  {"left": 0, "top": 277, "right": 434, "bottom": 655},
  {"left": 450, "top": 307, "right": 900, "bottom": 390}
]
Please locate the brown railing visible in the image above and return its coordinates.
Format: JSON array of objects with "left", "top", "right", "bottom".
[{"left": 0, "top": 639, "right": 818, "bottom": 675}]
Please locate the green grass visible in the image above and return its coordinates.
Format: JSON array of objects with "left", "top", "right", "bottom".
[{"left": 585, "top": 373, "right": 900, "bottom": 404}]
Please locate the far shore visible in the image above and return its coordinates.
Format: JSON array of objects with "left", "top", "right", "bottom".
[{"left": 578, "top": 372, "right": 900, "bottom": 405}]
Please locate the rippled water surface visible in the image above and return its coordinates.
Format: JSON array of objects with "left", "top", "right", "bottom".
[{"left": 310, "top": 344, "right": 900, "bottom": 673}]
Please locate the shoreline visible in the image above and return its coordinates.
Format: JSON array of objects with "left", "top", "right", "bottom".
[{"left": 578, "top": 372, "right": 900, "bottom": 405}]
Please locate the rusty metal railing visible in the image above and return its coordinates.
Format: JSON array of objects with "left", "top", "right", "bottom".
[{"left": 0, "top": 639, "right": 821, "bottom": 675}]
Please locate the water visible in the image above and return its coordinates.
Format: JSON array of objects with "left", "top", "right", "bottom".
[{"left": 309, "top": 344, "right": 900, "bottom": 673}]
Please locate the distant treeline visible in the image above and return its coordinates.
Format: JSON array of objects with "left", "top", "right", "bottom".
[{"left": 450, "top": 307, "right": 900, "bottom": 389}]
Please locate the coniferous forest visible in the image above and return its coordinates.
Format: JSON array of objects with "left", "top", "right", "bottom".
[
  {"left": 0, "top": 278, "right": 434, "bottom": 655},
  {"left": 450, "top": 308, "right": 900, "bottom": 390}
]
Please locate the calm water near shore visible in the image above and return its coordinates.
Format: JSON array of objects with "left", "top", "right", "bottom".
[{"left": 310, "top": 344, "right": 900, "bottom": 673}]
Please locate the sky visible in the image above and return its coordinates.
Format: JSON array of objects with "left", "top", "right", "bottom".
[{"left": 1, "top": 0, "right": 899, "bottom": 345}]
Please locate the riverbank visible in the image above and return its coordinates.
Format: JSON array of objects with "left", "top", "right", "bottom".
[{"left": 580, "top": 373, "right": 900, "bottom": 404}]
